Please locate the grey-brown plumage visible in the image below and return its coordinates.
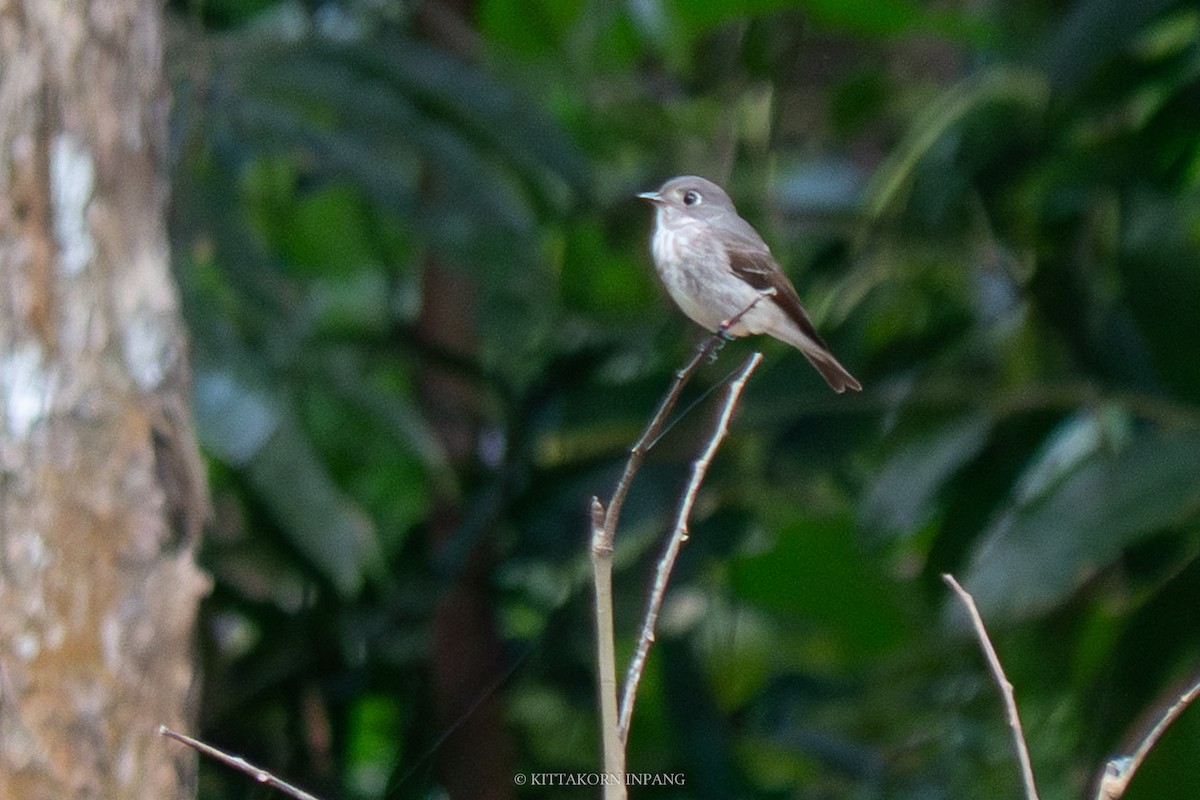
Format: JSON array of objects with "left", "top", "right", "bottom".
[{"left": 638, "top": 175, "right": 862, "bottom": 393}]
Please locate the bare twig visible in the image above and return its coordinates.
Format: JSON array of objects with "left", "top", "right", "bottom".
[
  {"left": 942, "top": 574, "right": 1040, "bottom": 800},
  {"left": 159, "top": 726, "right": 324, "bottom": 800},
  {"left": 594, "top": 295, "right": 770, "bottom": 556},
  {"left": 618, "top": 351, "right": 763, "bottom": 739},
  {"left": 1094, "top": 674, "right": 1200, "bottom": 800},
  {"left": 590, "top": 497, "right": 627, "bottom": 800},
  {"left": 589, "top": 294, "right": 768, "bottom": 776}
]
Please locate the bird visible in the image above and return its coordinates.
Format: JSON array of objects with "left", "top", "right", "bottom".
[{"left": 638, "top": 175, "right": 861, "bottom": 393}]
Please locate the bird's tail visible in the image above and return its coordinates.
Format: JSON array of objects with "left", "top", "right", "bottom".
[
  {"left": 768, "top": 307, "right": 863, "bottom": 393},
  {"left": 803, "top": 347, "right": 862, "bottom": 393},
  {"left": 777, "top": 325, "right": 862, "bottom": 393}
]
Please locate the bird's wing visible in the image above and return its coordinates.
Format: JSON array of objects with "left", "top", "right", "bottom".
[{"left": 725, "top": 245, "right": 832, "bottom": 351}]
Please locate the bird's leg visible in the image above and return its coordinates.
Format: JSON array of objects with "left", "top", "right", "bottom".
[
  {"left": 717, "top": 287, "right": 775, "bottom": 337},
  {"left": 707, "top": 289, "right": 777, "bottom": 363}
]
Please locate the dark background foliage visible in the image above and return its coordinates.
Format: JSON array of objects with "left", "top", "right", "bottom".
[{"left": 167, "top": 0, "right": 1200, "bottom": 797}]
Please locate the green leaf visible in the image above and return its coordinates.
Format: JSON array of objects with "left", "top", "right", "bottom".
[
  {"left": 561, "top": 218, "right": 655, "bottom": 318},
  {"left": 193, "top": 367, "right": 283, "bottom": 466},
  {"left": 345, "top": 694, "right": 404, "bottom": 799},
  {"left": 861, "top": 414, "right": 993, "bottom": 539},
  {"left": 337, "top": 40, "right": 590, "bottom": 201},
  {"left": 247, "top": 413, "right": 383, "bottom": 597},
  {"left": 861, "top": 67, "right": 1048, "bottom": 224},
  {"left": 732, "top": 515, "right": 910, "bottom": 661},
  {"left": 278, "top": 184, "right": 379, "bottom": 277},
  {"left": 477, "top": 0, "right": 584, "bottom": 58},
  {"left": 194, "top": 360, "right": 383, "bottom": 597},
  {"left": 663, "top": 0, "right": 991, "bottom": 41},
  {"left": 1121, "top": 193, "right": 1200, "bottom": 403},
  {"left": 963, "top": 428, "right": 1200, "bottom": 620},
  {"left": 1042, "top": 0, "right": 1177, "bottom": 89}
]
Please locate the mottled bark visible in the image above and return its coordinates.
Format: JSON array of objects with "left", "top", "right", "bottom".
[{"left": 0, "top": 2, "right": 209, "bottom": 799}]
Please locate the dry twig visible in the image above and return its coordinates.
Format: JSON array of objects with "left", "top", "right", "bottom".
[
  {"left": 942, "top": 574, "right": 1040, "bottom": 800},
  {"left": 1094, "top": 674, "right": 1200, "bottom": 800},
  {"left": 159, "top": 726, "right": 324, "bottom": 800},
  {"left": 593, "top": 295, "right": 768, "bottom": 558},
  {"left": 618, "top": 351, "right": 763, "bottom": 739},
  {"left": 589, "top": 296, "right": 770, "bottom": 794},
  {"left": 590, "top": 497, "right": 627, "bottom": 800}
]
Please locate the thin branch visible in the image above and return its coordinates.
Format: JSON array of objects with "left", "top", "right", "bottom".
[
  {"left": 1094, "top": 674, "right": 1200, "bottom": 800},
  {"left": 942, "top": 574, "right": 1040, "bottom": 800},
  {"left": 618, "top": 351, "right": 763, "bottom": 740},
  {"left": 159, "top": 726, "right": 324, "bottom": 800},
  {"left": 588, "top": 293, "right": 769, "bottom": 771},
  {"left": 590, "top": 496, "right": 627, "bottom": 800},
  {"left": 595, "top": 294, "right": 770, "bottom": 555}
]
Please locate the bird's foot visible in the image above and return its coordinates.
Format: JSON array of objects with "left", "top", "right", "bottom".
[{"left": 707, "top": 334, "right": 729, "bottom": 364}]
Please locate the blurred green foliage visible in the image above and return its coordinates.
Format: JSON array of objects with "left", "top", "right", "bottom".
[{"left": 167, "top": 0, "right": 1200, "bottom": 797}]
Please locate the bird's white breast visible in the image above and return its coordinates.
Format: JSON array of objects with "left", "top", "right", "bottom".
[{"left": 650, "top": 211, "right": 764, "bottom": 334}]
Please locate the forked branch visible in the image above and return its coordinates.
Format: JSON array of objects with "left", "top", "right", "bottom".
[
  {"left": 590, "top": 296, "right": 769, "bottom": 797},
  {"left": 618, "top": 351, "right": 762, "bottom": 739}
]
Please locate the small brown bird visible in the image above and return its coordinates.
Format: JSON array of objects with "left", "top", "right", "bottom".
[{"left": 639, "top": 176, "right": 861, "bottom": 393}]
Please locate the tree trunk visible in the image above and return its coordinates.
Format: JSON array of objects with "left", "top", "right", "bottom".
[
  {"left": 0, "top": 2, "right": 209, "bottom": 799},
  {"left": 414, "top": 1, "right": 516, "bottom": 798}
]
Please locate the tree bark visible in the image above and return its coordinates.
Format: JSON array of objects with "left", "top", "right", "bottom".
[{"left": 0, "top": 2, "right": 209, "bottom": 799}]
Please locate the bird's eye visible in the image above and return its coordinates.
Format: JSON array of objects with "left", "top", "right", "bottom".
[{"left": 683, "top": 190, "right": 702, "bottom": 206}]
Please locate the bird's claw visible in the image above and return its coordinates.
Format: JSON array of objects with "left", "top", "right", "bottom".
[{"left": 707, "top": 335, "right": 728, "bottom": 363}]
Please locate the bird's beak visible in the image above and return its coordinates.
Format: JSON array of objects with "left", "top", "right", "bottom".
[{"left": 637, "top": 191, "right": 664, "bottom": 204}]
